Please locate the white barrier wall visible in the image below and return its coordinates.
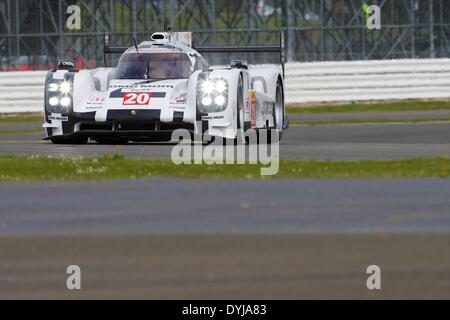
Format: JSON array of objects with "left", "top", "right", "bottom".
[
  {"left": 1, "top": 59, "right": 450, "bottom": 113},
  {"left": 285, "top": 59, "right": 450, "bottom": 104},
  {"left": 0, "top": 71, "right": 47, "bottom": 113}
]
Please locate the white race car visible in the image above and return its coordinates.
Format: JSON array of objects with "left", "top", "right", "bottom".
[{"left": 43, "top": 32, "right": 288, "bottom": 144}]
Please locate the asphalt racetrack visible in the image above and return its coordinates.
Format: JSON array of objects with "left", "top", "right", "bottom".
[
  {"left": 1, "top": 121, "right": 450, "bottom": 159},
  {"left": 0, "top": 119, "right": 449, "bottom": 299}
]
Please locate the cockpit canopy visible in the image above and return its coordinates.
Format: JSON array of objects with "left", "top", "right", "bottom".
[{"left": 115, "top": 51, "right": 194, "bottom": 80}]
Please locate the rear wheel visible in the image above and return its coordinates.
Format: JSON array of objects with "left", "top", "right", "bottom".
[
  {"left": 274, "top": 80, "right": 284, "bottom": 136},
  {"left": 235, "top": 74, "right": 246, "bottom": 145},
  {"left": 267, "top": 79, "right": 284, "bottom": 144}
]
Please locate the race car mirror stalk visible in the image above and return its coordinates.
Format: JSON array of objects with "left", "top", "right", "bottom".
[{"left": 133, "top": 37, "right": 140, "bottom": 55}]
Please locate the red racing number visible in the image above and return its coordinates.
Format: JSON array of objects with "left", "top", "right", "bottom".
[{"left": 123, "top": 92, "right": 152, "bottom": 105}]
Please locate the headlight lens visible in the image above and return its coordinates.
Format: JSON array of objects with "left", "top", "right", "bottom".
[
  {"left": 198, "top": 78, "right": 228, "bottom": 113},
  {"left": 48, "top": 83, "right": 59, "bottom": 92},
  {"left": 60, "top": 97, "right": 72, "bottom": 107},
  {"left": 201, "top": 96, "right": 213, "bottom": 106},
  {"left": 59, "top": 81, "right": 72, "bottom": 94},
  {"left": 49, "top": 97, "right": 59, "bottom": 106},
  {"left": 46, "top": 80, "right": 73, "bottom": 113},
  {"left": 214, "top": 95, "right": 226, "bottom": 107},
  {"left": 202, "top": 80, "right": 215, "bottom": 95},
  {"left": 215, "top": 80, "right": 227, "bottom": 93}
]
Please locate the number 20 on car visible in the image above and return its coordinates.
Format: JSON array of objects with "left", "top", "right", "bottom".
[{"left": 122, "top": 92, "right": 152, "bottom": 106}]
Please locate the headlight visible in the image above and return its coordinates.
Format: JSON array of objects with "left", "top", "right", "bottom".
[
  {"left": 202, "top": 81, "right": 215, "bottom": 94},
  {"left": 60, "top": 97, "right": 72, "bottom": 107},
  {"left": 46, "top": 80, "right": 73, "bottom": 113},
  {"left": 47, "top": 80, "right": 73, "bottom": 94},
  {"left": 215, "top": 80, "right": 227, "bottom": 93},
  {"left": 59, "top": 81, "right": 72, "bottom": 94},
  {"left": 198, "top": 78, "right": 228, "bottom": 113},
  {"left": 201, "top": 96, "right": 213, "bottom": 106},
  {"left": 48, "top": 83, "right": 59, "bottom": 92},
  {"left": 49, "top": 97, "right": 59, "bottom": 106},
  {"left": 214, "top": 95, "right": 226, "bottom": 107}
]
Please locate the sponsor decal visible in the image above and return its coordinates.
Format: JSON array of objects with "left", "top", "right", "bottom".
[
  {"left": 110, "top": 89, "right": 165, "bottom": 99},
  {"left": 169, "top": 105, "right": 186, "bottom": 110},
  {"left": 250, "top": 90, "right": 257, "bottom": 128},
  {"left": 170, "top": 96, "right": 187, "bottom": 105},
  {"left": 88, "top": 95, "right": 105, "bottom": 103},
  {"left": 86, "top": 95, "right": 105, "bottom": 107},
  {"left": 201, "top": 115, "right": 225, "bottom": 120},
  {"left": 109, "top": 84, "right": 174, "bottom": 89},
  {"left": 122, "top": 92, "right": 152, "bottom": 105},
  {"left": 262, "top": 102, "right": 274, "bottom": 115},
  {"left": 245, "top": 97, "right": 250, "bottom": 113},
  {"left": 48, "top": 115, "right": 68, "bottom": 121}
]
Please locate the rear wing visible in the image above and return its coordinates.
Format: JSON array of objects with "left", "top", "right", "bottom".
[
  {"left": 103, "top": 32, "right": 286, "bottom": 76},
  {"left": 193, "top": 32, "right": 286, "bottom": 77},
  {"left": 103, "top": 32, "right": 194, "bottom": 67},
  {"left": 103, "top": 33, "right": 128, "bottom": 67}
]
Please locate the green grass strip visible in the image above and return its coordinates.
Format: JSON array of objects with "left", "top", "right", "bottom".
[
  {"left": 0, "top": 130, "right": 42, "bottom": 135},
  {"left": 0, "top": 114, "right": 42, "bottom": 123},
  {"left": 0, "top": 155, "right": 449, "bottom": 181},
  {"left": 287, "top": 100, "right": 450, "bottom": 114},
  {"left": 290, "top": 118, "right": 450, "bottom": 126}
]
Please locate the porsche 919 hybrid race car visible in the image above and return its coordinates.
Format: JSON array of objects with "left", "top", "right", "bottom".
[{"left": 43, "top": 32, "right": 288, "bottom": 144}]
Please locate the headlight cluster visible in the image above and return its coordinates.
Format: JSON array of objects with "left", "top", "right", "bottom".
[
  {"left": 46, "top": 80, "right": 73, "bottom": 112},
  {"left": 197, "top": 78, "right": 228, "bottom": 113}
]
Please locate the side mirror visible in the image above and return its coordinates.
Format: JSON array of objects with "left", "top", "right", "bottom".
[
  {"left": 231, "top": 60, "right": 248, "bottom": 70},
  {"left": 57, "top": 60, "right": 75, "bottom": 70}
]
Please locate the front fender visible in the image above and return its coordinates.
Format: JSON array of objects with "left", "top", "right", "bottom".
[{"left": 196, "top": 68, "right": 243, "bottom": 139}]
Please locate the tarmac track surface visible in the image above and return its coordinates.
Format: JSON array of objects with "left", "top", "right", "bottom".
[
  {"left": 0, "top": 179, "right": 449, "bottom": 299},
  {"left": 1, "top": 120, "right": 449, "bottom": 299},
  {"left": 0, "top": 122, "right": 450, "bottom": 160},
  {"left": 1, "top": 234, "right": 449, "bottom": 299},
  {"left": 1, "top": 179, "right": 450, "bottom": 235}
]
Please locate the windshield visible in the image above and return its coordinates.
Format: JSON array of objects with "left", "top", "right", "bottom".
[{"left": 114, "top": 52, "right": 193, "bottom": 80}]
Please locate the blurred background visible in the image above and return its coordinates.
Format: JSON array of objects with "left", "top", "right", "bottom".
[{"left": 0, "top": 0, "right": 449, "bottom": 70}]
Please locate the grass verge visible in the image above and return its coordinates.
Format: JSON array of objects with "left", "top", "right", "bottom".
[
  {"left": 290, "top": 118, "right": 450, "bottom": 126},
  {"left": 0, "top": 130, "right": 42, "bottom": 135},
  {"left": 0, "top": 155, "right": 449, "bottom": 181},
  {"left": 287, "top": 100, "right": 450, "bottom": 114},
  {"left": 0, "top": 114, "right": 42, "bottom": 123}
]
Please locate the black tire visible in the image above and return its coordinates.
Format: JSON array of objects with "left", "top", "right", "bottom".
[
  {"left": 50, "top": 136, "right": 88, "bottom": 145},
  {"left": 235, "top": 74, "right": 246, "bottom": 145},
  {"left": 269, "top": 79, "right": 285, "bottom": 143}
]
